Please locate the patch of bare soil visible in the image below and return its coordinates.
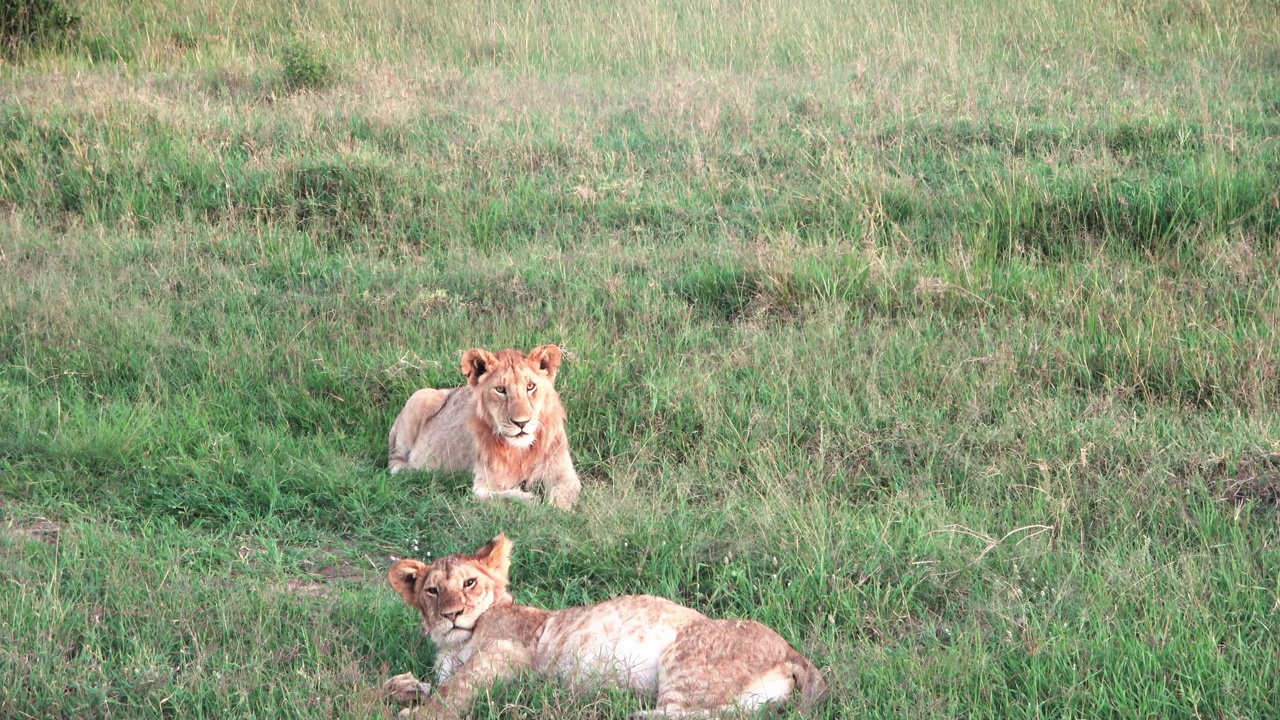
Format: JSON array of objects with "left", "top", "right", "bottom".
[
  {"left": 1191, "top": 453, "right": 1280, "bottom": 506},
  {"left": 274, "top": 549, "right": 377, "bottom": 598},
  {"left": 2, "top": 517, "right": 63, "bottom": 545}
]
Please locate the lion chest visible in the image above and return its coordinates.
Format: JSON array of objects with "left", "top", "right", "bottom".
[
  {"left": 533, "top": 596, "right": 704, "bottom": 695},
  {"left": 479, "top": 447, "right": 543, "bottom": 486},
  {"left": 474, "top": 430, "right": 566, "bottom": 491}
]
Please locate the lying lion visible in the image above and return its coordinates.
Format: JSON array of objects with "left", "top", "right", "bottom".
[
  {"left": 385, "top": 534, "right": 828, "bottom": 718},
  {"left": 388, "top": 345, "right": 581, "bottom": 510}
]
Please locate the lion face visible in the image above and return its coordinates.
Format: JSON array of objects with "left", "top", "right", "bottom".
[
  {"left": 462, "top": 345, "right": 562, "bottom": 449},
  {"left": 389, "top": 535, "right": 513, "bottom": 647}
]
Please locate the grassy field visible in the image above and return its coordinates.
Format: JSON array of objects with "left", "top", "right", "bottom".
[{"left": 2, "top": 0, "right": 1279, "bottom": 717}]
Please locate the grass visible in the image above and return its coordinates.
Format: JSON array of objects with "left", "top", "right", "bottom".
[{"left": 1, "top": 0, "right": 1279, "bottom": 717}]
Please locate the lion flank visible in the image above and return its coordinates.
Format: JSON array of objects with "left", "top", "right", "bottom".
[{"left": 386, "top": 535, "right": 826, "bottom": 719}]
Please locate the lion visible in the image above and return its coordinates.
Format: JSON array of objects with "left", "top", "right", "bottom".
[
  {"left": 385, "top": 534, "right": 828, "bottom": 719},
  {"left": 388, "top": 345, "right": 581, "bottom": 510}
]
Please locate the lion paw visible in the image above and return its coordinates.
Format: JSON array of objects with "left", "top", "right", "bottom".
[
  {"left": 383, "top": 672, "right": 433, "bottom": 704},
  {"left": 473, "top": 487, "right": 538, "bottom": 504}
]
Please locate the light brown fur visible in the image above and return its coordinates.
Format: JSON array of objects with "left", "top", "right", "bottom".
[
  {"left": 388, "top": 345, "right": 581, "bottom": 510},
  {"left": 386, "top": 535, "right": 827, "bottom": 719}
]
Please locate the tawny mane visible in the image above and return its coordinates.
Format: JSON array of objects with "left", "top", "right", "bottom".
[{"left": 468, "top": 349, "right": 568, "bottom": 477}]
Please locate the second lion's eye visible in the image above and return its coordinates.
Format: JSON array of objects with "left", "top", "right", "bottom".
[
  {"left": 463, "top": 578, "right": 477, "bottom": 589},
  {"left": 495, "top": 387, "right": 506, "bottom": 395},
  {"left": 425, "top": 587, "right": 438, "bottom": 596},
  {"left": 526, "top": 382, "right": 535, "bottom": 392}
]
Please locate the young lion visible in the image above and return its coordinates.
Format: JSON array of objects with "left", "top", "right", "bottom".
[
  {"left": 385, "top": 535, "right": 828, "bottom": 719},
  {"left": 387, "top": 345, "right": 581, "bottom": 510}
]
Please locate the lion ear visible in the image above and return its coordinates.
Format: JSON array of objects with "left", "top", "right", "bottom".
[
  {"left": 473, "top": 534, "right": 512, "bottom": 582},
  {"left": 389, "top": 559, "right": 430, "bottom": 607},
  {"left": 461, "top": 348, "right": 499, "bottom": 387},
  {"left": 527, "top": 345, "right": 562, "bottom": 381}
]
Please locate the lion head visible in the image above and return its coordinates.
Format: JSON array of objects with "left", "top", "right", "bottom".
[
  {"left": 461, "top": 345, "right": 563, "bottom": 450},
  {"left": 388, "top": 534, "right": 513, "bottom": 647}
]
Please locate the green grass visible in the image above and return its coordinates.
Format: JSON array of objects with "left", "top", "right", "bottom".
[{"left": 2, "top": 0, "right": 1279, "bottom": 717}]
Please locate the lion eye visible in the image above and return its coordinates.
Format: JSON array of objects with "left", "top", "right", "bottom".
[
  {"left": 526, "top": 382, "right": 535, "bottom": 392},
  {"left": 495, "top": 386, "right": 507, "bottom": 395},
  {"left": 424, "top": 587, "right": 438, "bottom": 597},
  {"left": 463, "top": 578, "right": 477, "bottom": 589}
]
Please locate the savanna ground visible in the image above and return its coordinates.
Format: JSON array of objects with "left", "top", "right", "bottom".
[{"left": 2, "top": 0, "right": 1279, "bottom": 717}]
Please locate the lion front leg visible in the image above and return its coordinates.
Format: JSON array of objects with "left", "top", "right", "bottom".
[
  {"left": 535, "top": 442, "right": 581, "bottom": 510},
  {"left": 471, "top": 468, "right": 537, "bottom": 504},
  {"left": 473, "top": 486, "right": 539, "bottom": 504},
  {"left": 382, "top": 672, "right": 433, "bottom": 704},
  {"left": 402, "top": 649, "right": 525, "bottom": 720},
  {"left": 542, "top": 465, "right": 581, "bottom": 510}
]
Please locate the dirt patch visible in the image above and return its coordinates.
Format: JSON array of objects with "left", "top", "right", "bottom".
[
  {"left": 278, "top": 562, "right": 371, "bottom": 598},
  {"left": 1191, "top": 454, "right": 1280, "bottom": 506},
  {"left": 273, "top": 549, "right": 377, "bottom": 598},
  {"left": 282, "top": 579, "right": 335, "bottom": 598},
  {"left": 2, "top": 517, "right": 63, "bottom": 545},
  {"left": 1215, "top": 457, "right": 1280, "bottom": 505},
  {"left": 299, "top": 553, "right": 371, "bottom": 583}
]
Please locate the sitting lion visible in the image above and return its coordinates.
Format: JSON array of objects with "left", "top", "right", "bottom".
[
  {"left": 388, "top": 345, "right": 581, "bottom": 510},
  {"left": 384, "top": 534, "right": 828, "bottom": 719}
]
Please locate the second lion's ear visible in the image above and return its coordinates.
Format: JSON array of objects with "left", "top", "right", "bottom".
[
  {"left": 389, "top": 559, "right": 430, "bottom": 607},
  {"left": 527, "top": 345, "right": 562, "bottom": 381},
  {"left": 462, "top": 348, "right": 499, "bottom": 387},
  {"left": 472, "top": 534, "right": 512, "bottom": 583}
]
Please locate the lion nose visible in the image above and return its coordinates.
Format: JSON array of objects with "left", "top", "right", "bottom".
[
  {"left": 442, "top": 609, "right": 463, "bottom": 622},
  {"left": 511, "top": 419, "right": 528, "bottom": 429}
]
